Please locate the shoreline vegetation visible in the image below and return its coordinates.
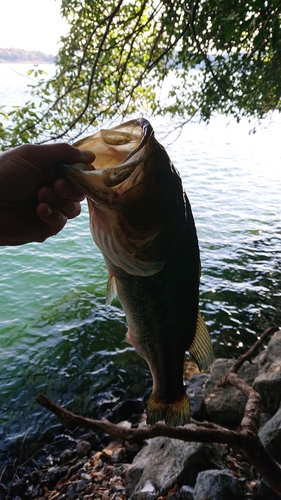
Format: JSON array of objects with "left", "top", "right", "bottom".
[{"left": 0, "top": 47, "right": 54, "bottom": 64}]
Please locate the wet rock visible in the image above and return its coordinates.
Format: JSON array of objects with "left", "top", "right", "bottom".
[
  {"left": 65, "top": 476, "right": 91, "bottom": 497},
  {"left": 80, "top": 471, "right": 92, "bottom": 481},
  {"left": 259, "top": 406, "right": 281, "bottom": 462},
  {"left": 112, "top": 447, "right": 126, "bottom": 463},
  {"left": 30, "top": 483, "right": 41, "bottom": 497},
  {"left": 193, "top": 469, "right": 244, "bottom": 500},
  {"left": 78, "top": 431, "right": 100, "bottom": 449},
  {"left": 131, "top": 481, "right": 158, "bottom": 500},
  {"left": 134, "top": 493, "right": 158, "bottom": 500},
  {"left": 66, "top": 484, "right": 77, "bottom": 500},
  {"left": 68, "top": 459, "right": 86, "bottom": 477},
  {"left": 168, "top": 484, "right": 194, "bottom": 499},
  {"left": 126, "top": 435, "right": 224, "bottom": 498},
  {"left": 76, "top": 479, "right": 90, "bottom": 492},
  {"left": 104, "top": 399, "right": 144, "bottom": 423},
  {"left": 253, "top": 330, "right": 281, "bottom": 415},
  {"left": 0, "top": 483, "right": 7, "bottom": 496},
  {"left": 256, "top": 479, "right": 281, "bottom": 500},
  {"left": 60, "top": 448, "right": 76, "bottom": 464},
  {"left": 9, "top": 476, "right": 29, "bottom": 498},
  {"left": 101, "top": 440, "right": 123, "bottom": 461},
  {"left": 76, "top": 439, "right": 91, "bottom": 457},
  {"left": 203, "top": 358, "right": 258, "bottom": 426},
  {"left": 47, "top": 465, "right": 68, "bottom": 488},
  {"left": 31, "top": 470, "right": 45, "bottom": 485},
  {"left": 186, "top": 373, "right": 209, "bottom": 420},
  {"left": 125, "top": 442, "right": 144, "bottom": 462}
]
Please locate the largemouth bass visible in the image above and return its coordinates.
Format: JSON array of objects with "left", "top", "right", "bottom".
[{"left": 61, "top": 118, "right": 214, "bottom": 426}]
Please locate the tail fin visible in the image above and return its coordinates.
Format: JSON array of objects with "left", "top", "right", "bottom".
[{"left": 146, "top": 393, "right": 190, "bottom": 427}]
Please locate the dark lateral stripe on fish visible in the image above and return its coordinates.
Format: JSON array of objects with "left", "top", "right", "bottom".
[{"left": 146, "top": 393, "right": 190, "bottom": 427}]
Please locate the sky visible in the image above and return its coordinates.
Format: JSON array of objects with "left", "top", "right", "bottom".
[{"left": 0, "top": 0, "right": 68, "bottom": 54}]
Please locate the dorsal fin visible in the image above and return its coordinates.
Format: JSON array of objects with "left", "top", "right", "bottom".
[
  {"left": 105, "top": 274, "right": 117, "bottom": 305},
  {"left": 189, "top": 311, "right": 215, "bottom": 371}
]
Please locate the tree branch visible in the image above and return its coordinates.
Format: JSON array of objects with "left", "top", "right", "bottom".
[{"left": 188, "top": 0, "right": 231, "bottom": 99}]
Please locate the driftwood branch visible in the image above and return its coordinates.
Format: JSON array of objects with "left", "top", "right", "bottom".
[
  {"left": 37, "top": 326, "right": 281, "bottom": 497},
  {"left": 218, "top": 326, "right": 280, "bottom": 434}
]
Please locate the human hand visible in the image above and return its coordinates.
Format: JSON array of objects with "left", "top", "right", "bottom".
[{"left": 0, "top": 143, "right": 95, "bottom": 245}]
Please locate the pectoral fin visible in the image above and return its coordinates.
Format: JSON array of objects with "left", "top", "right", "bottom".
[
  {"left": 124, "top": 327, "right": 133, "bottom": 345},
  {"left": 189, "top": 312, "right": 215, "bottom": 371},
  {"left": 105, "top": 274, "right": 117, "bottom": 305}
]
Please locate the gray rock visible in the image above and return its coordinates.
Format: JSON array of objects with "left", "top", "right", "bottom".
[
  {"left": 66, "top": 478, "right": 91, "bottom": 498},
  {"left": 79, "top": 431, "right": 100, "bottom": 449},
  {"left": 186, "top": 373, "right": 209, "bottom": 420},
  {"left": 141, "top": 480, "right": 156, "bottom": 493},
  {"left": 125, "top": 442, "right": 143, "bottom": 461},
  {"left": 203, "top": 358, "right": 258, "bottom": 426},
  {"left": 112, "top": 447, "right": 126, "bottom": 463},
  {"left": 68, "top": 459, "right": 86, "bottom": 477},
  {"left": 193, "top": 469, "right": 244, "bottom": 500},
  {"left": 168, "top": 485, "right": 194, "bottom": 499},
  {"left": 259, "top": 406, "right": 281, "bottom": 462},
  {"left": 180, "top": 485, "right": 194, "bottom": 494},
  {"left": 80, "top": 472, "right": 93, "bottom": 481},
  {"left": 126, "top": 435, "right": 224, "bottom": 499},
  {"left": 0, "top": 483, "right": 7, "bottom": 496},
  {"left": 47, "top": 465, "right": 68, "bottom": 488},
  {"left": 59, "top": 448, "right": 75, "bottom": 464},
  {"left": 76, "top": 440, "right": 91, "bottom": 457},
  {"left": 253, "top": 330, "right": 281, "bottom": 415},
  {"left": 76, "top": 480, "right": 89, "bottom": 492},
  {"left": 66, "top": 484, "right": 77, "bottom": 500},
  {"left": 133, "top": 493, "right": 158, "bottom": 500}
]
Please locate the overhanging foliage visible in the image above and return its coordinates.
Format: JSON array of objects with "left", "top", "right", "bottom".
[{"left": 1, "top": 0, "right": 280, "bottom": 149}]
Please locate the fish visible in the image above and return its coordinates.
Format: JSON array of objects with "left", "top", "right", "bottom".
[{"left": 60, "top": 118, "right": 214, "bottom": 426}]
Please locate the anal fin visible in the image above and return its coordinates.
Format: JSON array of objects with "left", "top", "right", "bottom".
[{"left": 189, "top": 311, "right": 215, "bottom": 371}]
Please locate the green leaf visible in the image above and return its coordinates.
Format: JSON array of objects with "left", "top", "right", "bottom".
[
  {"left": 224, "top": 22, "right": 234, "bottom": 42},
  {"left": 272, "top": 17, "right": 280, "bottom": 51},
  {"left": 253, "top": 29, "right": 265, "bottom": 49}
]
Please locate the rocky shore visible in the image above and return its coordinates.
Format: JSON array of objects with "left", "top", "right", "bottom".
[{"left": 1, "top": 329, "right": 281, "bottom": 500}]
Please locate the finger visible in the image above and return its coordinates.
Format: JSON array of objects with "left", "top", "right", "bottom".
[
  {"left": 38, "top": 186, "right": 82, "bottom": 219},
  {"left": 36, "top": 203, "right": 67, "bottom": 233},
  {"left": 53, "top": 178, "right": 85, "bottom": 201},
  {"left": 14, "top": 143, "right": 95, "bottom": 172}
]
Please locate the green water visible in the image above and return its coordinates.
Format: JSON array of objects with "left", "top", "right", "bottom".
[{"left": 0, "top": 114, "right": 281, "bottom": 465}]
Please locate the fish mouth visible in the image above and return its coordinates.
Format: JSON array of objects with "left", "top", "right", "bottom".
[{"left": 60, "top": 118, "right": 154, "bottom": 197}]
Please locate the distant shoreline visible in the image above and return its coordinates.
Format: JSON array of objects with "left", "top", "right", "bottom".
[
  {"left": 0, "top": 47, "right": 55, "bottom": 64},
  {"left": 0, "top": 61, "right": 54, "bottom": 64}
]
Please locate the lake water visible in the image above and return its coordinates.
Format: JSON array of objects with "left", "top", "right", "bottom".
[{"left": 0, "top": 64, "right": 281, "bottom": 465}]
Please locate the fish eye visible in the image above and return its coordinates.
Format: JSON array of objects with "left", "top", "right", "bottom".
[{"left": 153, "top": 169, "right": 171, "bottom": 188}]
